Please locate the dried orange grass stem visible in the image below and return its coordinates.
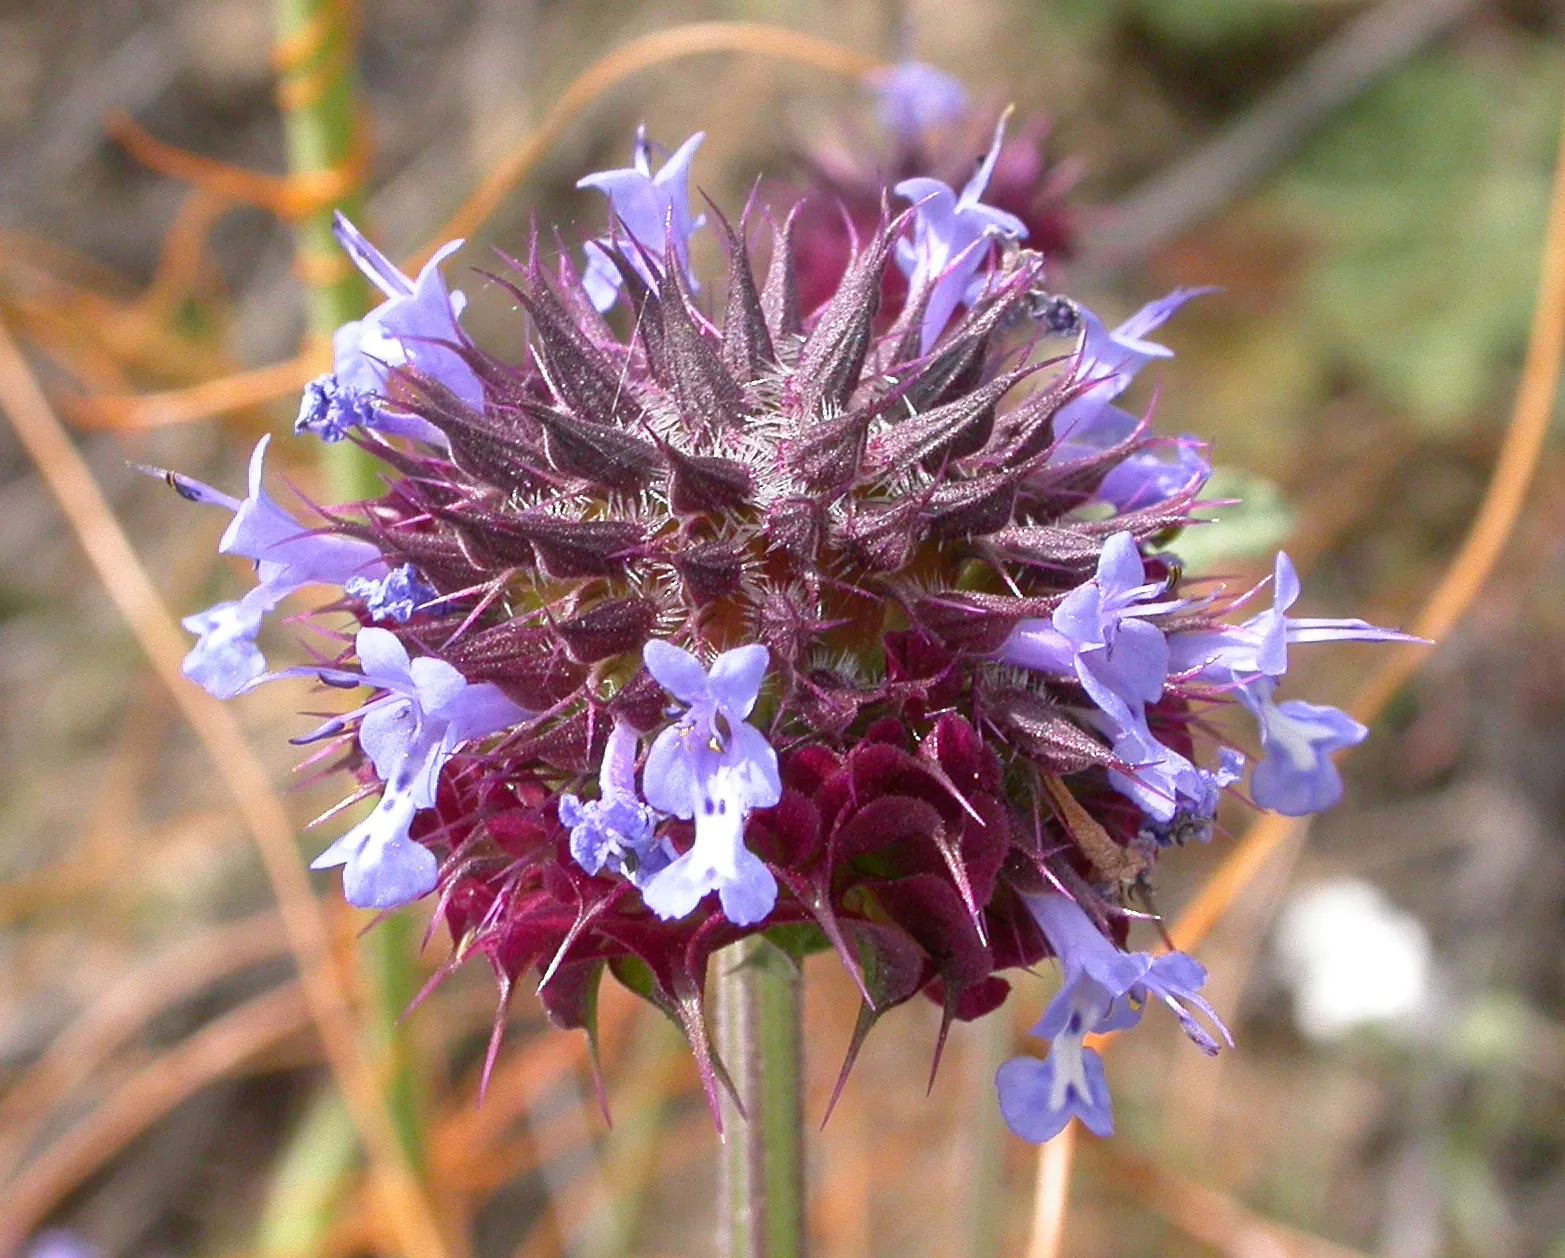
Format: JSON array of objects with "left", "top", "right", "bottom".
[
  {"left": 1027, "top": 88, "right": 1565, "bottom": 1258},
  {"left": 62, "top": 352, "right": 321, "bottom": 430},
  {"left": 0, "top": 911, "right": 287, "bottom": 1185},
  {"left": 412, "top": 21, "right": 883, "bottom": 268},
  {"left": 0, "top": 983, "right": 311, "bottom": 1252},
  {"left": 0, "top": 318, "right": 448, "bottom": 1258},
  {"left": 107, "top": 111, "right": 370, "bottom": 223},
  {"left": 1025, "top": 1125, "right": 1075, "bottom": 1258},
  {"left": 1099, "top": 1145, "right": 1371, "bottom": 1258}
]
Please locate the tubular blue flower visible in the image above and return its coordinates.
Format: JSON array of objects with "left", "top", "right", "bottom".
[
  {"left": 180, "top": 594, "right": 275, "bottom": 700},
  {"left": 1168, "top": 551, "right": 1415, "bottom": 684},
  {"left": 577, "top": 128, "right": 706, "bottom": 312},
  {"left": 895, "top": 115, "right": 1030, "bottom": 353},
  {"left": 998, "top": 532, "right": 1179, "bottom": 719},
  {"left": 345, "top": 563, "right": 436, "bottom": 624},
  {"left": 637, "top": 640, "right": 782, "bottom": 926},
  {"left": 1138, "top": 746, "right": 1245, "bottom": 847},
  {"left": 1167, "top": 552, "right": 1420, "bottom": 816},
  {"left": 996, "top": 533, "right": 1220, "bottom": 822},
  {"left": 1048, "top": 288, "right": 1215, "bottom": 448},
  {"left": 1099, "top": 435, "right": 1210, "bottom": 512},
  {"left": 997, "top": 893, "right": 1229, "bottom": 1142},
  {"left": 295, "top": 214, "right": 477, "bottom": 445},
  {"left": 169, "top": 435, "right": 387, "bottom": 698},
  {"left": 280, "top": 628, "right": 530, "bottom": 910},
  {"left": 294, "top": 373, "right": 378, "bottom": 444},
  {"left": 1102, "top": 712, "right": 1236, "bottom": 826},
  {"left": 560, "top": 719, "right": 671, "bottom": 883},
  {"left": 1043, "top": 400, "right": 1211, "bottom": 510},
  {"left": 1239, "top": 679, "right": 1366, "bottom": 816},
  {"left": 870, "top": 61, "right": 970, "bottom": 140}
]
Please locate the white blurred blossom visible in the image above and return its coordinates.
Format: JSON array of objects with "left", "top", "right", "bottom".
[{"left": 1273, "top": 878, "right": 1432, "bottom": 1041}]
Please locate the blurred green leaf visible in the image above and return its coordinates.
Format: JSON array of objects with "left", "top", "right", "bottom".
[
  {"left": 1127, "top": 0, "right": 1302, "bottom": 47},
  {"left": 1280, "top": 48, "right": 1563, "bottom": 430},
  {"left": 1166, "top": 465, "right": 1295, "bottom": 572}
]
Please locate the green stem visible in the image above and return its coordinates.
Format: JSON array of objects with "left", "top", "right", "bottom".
[
  {"left": 273, "top": 0, "right": 376, "bottom": 500},
  {"left": 267, "top": 0, "right": 423, "bottom": 1217},
  {"left": 363, "top": 911, "right": 428, "bottom": 1174},
  {"left": 716, "top": 937, "right": 806, "bottom": 1258},
  {"left": 256, "top": 1088, "right": 359, "bottom": 1257}
]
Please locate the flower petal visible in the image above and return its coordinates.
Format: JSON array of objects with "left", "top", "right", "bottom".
[
  {"left": 726, "top": 722, "right": 782, "bottom": 810},
  {"left": 995, "top": 1047, "right": 1114, "bottom": 1142},
  {"left": 332, "top": 212, "right": 414, "bottom": 300},
  {"left": 325, "top": 792, "right": 438, "bottom": 910},
  {"left": 716, "top": 847, "right": 777, "bottom": 926},
  {"left": 358, "top": 697, "right": 418, "bottom": 784},
  {"left": 181, "top": 598, "right": 269, "bottom": 699},
  {"left": 639, "top": 848, "right": 715, "bottom": 921},
  {"left": 355, "top": 627, "right": 414, "bottom": 687},
  {"left": 642, "top": 640, "right": 710, "bottom": 705},
  {"left": 706, "top": 644, "right": 770, "bottom": 718},
  {"left": 643, "top": 724, "right": 701, "bottom": 818}
]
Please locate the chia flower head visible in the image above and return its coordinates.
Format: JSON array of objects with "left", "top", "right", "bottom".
[{"left": 157, "top": 115, "right": 1416, "bottom": 1134}]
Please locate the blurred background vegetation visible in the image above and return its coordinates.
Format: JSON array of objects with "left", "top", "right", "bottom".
[{"left": 1, "top": 1, "right": 1564, "bottom": 1256}]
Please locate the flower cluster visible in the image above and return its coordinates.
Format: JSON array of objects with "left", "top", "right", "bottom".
[{"left": 159, "top": 71, "right": 1416, "bottom": 1141}]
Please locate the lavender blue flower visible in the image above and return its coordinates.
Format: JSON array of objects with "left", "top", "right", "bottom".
[
  {"left": 1168, "top": 551, "right": 1413, "bottom": 684},
  {"left": 997, "top": 531, "right": 1180, "bottom": 723},
  {"left": 1045, "top": 400, "right": 1214, "bottom": 510},
  {"left": 1139, "top": 746, "right": 1245, "bottom": 847},
  {"left": 577, "top": 128, "right": 706, "bottom": 312},
  {"left": 1048, "top": 288, "right": 1215, "bottom": 450},
  {"left": 997, "top": 893, "right": 1229, "bottom": 1142},
  {"left": 637, "top": 640, "right": 782, "bottom": 926},
  {"left": 1239, "top": 679, "right": 1366, "bottom": 815},
  {"left": 180, "top": 595, "right": 273, "bottom": 700},
  {"left": 169, "top": 435, "right": 387, "bottom": 698},
  {"left": 560, "top": 719, "right": 671, "bottom": 883},
  {"left": 1097, "top": 428, "right": 1210, "bottom": 512},
  {"left": 1168, "top": 552, "right": 1419, "bottom": 816},
  {"left": 345, "top": 563, "right": 436, "bottom": 624},
  {"left": 1101, "top": 707, "right": 1227, "bottom": 826},
  {"left": 870, "top": 61, "right": 970, "bottom": 140},
  {"left": 996, "top": 533, "right": 1222, "bottom": 823},
  {"left": 296, "top": 214, "right": 477, "bottom": 445},
  {"left": 895, "top": 115, "right": 1029, "bottom": 353},
  {"left": 295, "top": 372, "right": 378, "bottom": 443},
  {"left": 281, "top": 628, "right": 530, "bottom": 909}
]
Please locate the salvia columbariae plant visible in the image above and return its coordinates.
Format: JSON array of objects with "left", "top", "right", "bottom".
[{"left": 152, "top": 64, "right": 1418, "bottom": 1145}]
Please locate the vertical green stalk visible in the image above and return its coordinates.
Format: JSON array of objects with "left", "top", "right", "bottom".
[
  {"left": 716, "top": 937, "right": 806, "bottom": 1258},
  {"left": 362, "top": 911, "right": 428, "bottom": 1173},
  {"left": 256, "top": 1090, "right": 358, "bottom": 1257},
  {"left": 258, "top": 8, "right": 424, "bottom": 1251},
  {"left": 274, "top": 0, "right": 375, "bottom": 499}
]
